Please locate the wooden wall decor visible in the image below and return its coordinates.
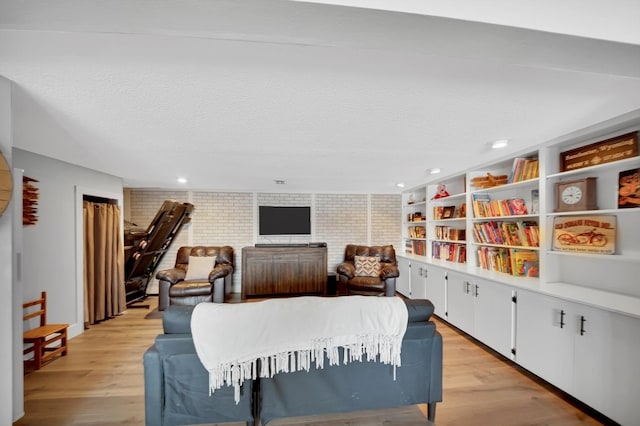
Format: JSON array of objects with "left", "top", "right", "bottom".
[
  {"left": 0, "top": 150, "right": 11, "bottom": 216},
  {"left": 23, "top": 176, "right": 39, "bottom": 225}
]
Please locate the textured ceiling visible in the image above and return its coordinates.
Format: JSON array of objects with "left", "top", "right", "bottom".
[{"left": 1, "top": 0, "right": 640, "bottom": 193}]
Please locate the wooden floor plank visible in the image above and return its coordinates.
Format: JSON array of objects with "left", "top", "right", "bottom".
[{"left": 14, "top": 296, "right": 605, "bottom": 426}]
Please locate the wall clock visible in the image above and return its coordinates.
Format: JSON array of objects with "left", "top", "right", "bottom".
[
  {"left": 0, "top": 150, "right": 12, "bottom": 216},
  {"left": 555, "top": 177, "right": 598, "bottom": 212}
]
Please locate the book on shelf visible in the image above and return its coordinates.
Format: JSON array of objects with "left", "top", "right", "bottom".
[
  {"left": 449, "top": 228, "right": 466, "bottom": 241},
  {"left": 471, "top": 193, "right": 490, "bottom": 217},
  {"left": 404, "top": 239, "right": 413, "bottom": 254},
  {"left": 476, "top": 247, "right": 538, "bottom": 277},
  {"left": 508, "top": 157, "right": 539, "bottom": 183},
  {"left": 411, "top": 240, "right": 426, "bottom": 256},
  {"left": 472, "top": 195, "right": 529, "bottom": 218},
  {"left": 476, "top": 246, "right": 511, "bottom": 274},
  {"left": 408, "top": 225, "right": 426, "bottom": 238},
  {"left": 511, "top": 250, "right": 539, "bottom": 277},
  {"left": 432, "top": 241, "right": 466, "bottom": 263},
  {"left": 407, "top": 212, "right": 424, "bottom": 222},
  {"left": 435, "top": 226, "right": 466, "bottom": 241},
  {"left": 473, "top": 220, "right": 539, "bottom": 247},
  {"left": 457, "top": 203, "right": 467, "bottom": 218}
]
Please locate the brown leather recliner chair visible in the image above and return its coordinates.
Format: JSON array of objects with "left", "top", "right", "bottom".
[
  {"left": 156, "top": 246, "right": 234, "bottom": 311},
  {"left": 336, "top": 244, "right": 399, "bottom": 297}
]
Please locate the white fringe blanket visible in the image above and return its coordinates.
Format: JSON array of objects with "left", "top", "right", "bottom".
[{"left": 190, "top": 296, "right": 408, "bottom": 403}]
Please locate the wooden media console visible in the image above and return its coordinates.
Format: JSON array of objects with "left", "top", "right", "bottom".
[{"left": 241, "top": 246, "right": 328, "bottom": 299}]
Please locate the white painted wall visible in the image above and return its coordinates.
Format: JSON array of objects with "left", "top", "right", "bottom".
[
  {"left": 0, "top": 76, "right": 17, "bottom": 424},
  {"left": 13, "top": 149, "right": 123, "bottom": 338}
]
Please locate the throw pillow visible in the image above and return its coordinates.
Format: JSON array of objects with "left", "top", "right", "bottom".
[
  {"left": 354, "top": 255, "right": 381, "bottom": 277},
  {"left": 185, "top": 255, "right": 217, "bottom": 281}
]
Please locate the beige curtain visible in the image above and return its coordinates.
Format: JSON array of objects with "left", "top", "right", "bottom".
[{"left": 83, "top": 200, "right": 126, "bottom": 326}]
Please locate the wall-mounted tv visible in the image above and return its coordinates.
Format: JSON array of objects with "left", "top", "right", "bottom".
[{"left": 259, "top": 206, "right": 311, "bottom": 236}]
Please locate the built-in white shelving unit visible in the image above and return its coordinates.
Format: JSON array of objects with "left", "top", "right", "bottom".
[{"left": 397, "top": 109, "right": 640, "bottom": 426}]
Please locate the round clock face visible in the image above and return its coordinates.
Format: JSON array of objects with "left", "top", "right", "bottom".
[{"left": 561, "top": 185, "right": 583, "bottom": 204}]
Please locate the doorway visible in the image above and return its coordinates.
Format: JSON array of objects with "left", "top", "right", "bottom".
[
  {"left": 82, "top": 195, "right": 126, "bottom": 326},
  {"left": 74, "top": 187, "right": 124, "bottom": 334}
]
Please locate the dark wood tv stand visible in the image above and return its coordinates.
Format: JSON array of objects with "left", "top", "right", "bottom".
[{"left": 241, "top": 246, "right": 328, "bottom": 299}]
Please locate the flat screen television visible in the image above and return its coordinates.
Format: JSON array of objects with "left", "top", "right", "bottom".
[{"left": 259, "top": 206, "right": 311, "bottom": 235}]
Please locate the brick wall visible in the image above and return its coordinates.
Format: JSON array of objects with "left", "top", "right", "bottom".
[
  {"left": 191, "top": 191, "right": 254, "bottom": 292},
  {"left": 127, "top": 190, "right": 400, "bottom": 295},
  {"left": 371, "top": 194, "right": 402, "bottom": 249},
  {"left": 315, "top": 194, "right": 368, "bottom": 271}
]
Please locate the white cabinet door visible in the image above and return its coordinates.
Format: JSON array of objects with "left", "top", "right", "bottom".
[
  {"left": 409, "top": 261, "right": 426, "bottom": 299},
  {"left": 396, "top": 257, "right": 411, "bottom": 297},
  {"left": 571, "top": 304, "right": 640, "bottom": 425},
  {"left": 570, "top": 303, "right": 611, "bottom": 417},
  {"left": 424, "top": 264, "right": 447, "bottom": 318},
  {"left": 446, "top": 271, "right": 475, "bottom": 335},
  {"left": 518, "top": 290, "right": 640, "bottom": 424},
  {"left": 604, "top": 312, "right": 640, "bottom": 426},
  {"left": 515, "top": 290, "right": 573, "bottom": 394},
  {"left": 410, "top": 260, "right": 428, "bottom": 299},
  {"left": 472, "top": 278, "right": 514, "bottom": 359}
]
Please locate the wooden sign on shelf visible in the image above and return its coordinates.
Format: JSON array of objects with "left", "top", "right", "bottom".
[
  {"left": 618, "top": 168, "right": 640, "bottom": 208},
  {"left": 560, "top": 132, "right": 638, "bottom": 172},
  {"left": 552, "top": 215, "right": 616, "bottom": 255}
]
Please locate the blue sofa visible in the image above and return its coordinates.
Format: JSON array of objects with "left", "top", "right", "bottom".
[{"left": 143, "top": 299, "right": 443, "bottom": 425}]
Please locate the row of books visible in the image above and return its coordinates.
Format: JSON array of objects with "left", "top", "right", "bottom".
[
  {"left": 432, "top": 241, "right": 466, "bottom": 264},
  {"left": 472, "top": 220, "right": 540, "bottom": 247},
  {"left": 434, "top": 226, "right": 466, "bottom": 241},
  {"left": 471, "top": 193, "right": 528, "bottom": 218},
  {"left": 407, "top": 225, "right": 426, "bottom": 238},
  {"left": 508, "top": 157, "right": 539, "bottom": 183},
  {"left": 405, "top": 239, "right": 426, "bottom": 256},
  {"left": 476, "top": 247, "right": 539, "bottom": 277}
]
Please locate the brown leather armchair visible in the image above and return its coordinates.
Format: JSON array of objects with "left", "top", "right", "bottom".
[
  {"left": 336, "top": 244, "right": 399, "bottom": 297},
  {"left": 156, "top": 246, "right": 234, "bottom": 310}
]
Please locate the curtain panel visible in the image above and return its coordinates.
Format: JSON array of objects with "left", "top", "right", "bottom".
[{"left": 83, "top": 200, "right": 126, "bottom": 326}]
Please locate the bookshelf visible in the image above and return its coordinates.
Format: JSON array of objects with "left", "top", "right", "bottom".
[{"left": 398, "top": 110, "right": 640, "bottom": 426}]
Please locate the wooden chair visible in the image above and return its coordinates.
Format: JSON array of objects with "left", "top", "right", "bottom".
[{"left": 23, "top": 291, "right": 68, "bottom": 371}]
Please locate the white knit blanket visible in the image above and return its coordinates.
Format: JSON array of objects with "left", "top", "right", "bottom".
[{"left": 190, "top": 296, "right": 408, "bottom": 403}]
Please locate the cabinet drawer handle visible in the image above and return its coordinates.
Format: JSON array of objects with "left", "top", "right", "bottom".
[
  {"left": 560, "top": 310, "right": 565, "bottom": 328},
  {"left": 474, "top": 284, "right": 479, "bottom": 298},
  {"left": 465, "top": 281, "right": 470, "bottom": 294},
  {"left": 580, "top": 316, "right": 587, "bottom": 336}
]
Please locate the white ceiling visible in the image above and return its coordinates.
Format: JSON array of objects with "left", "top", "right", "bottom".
[{"left": 1, "top": 0, "right": 640, "bottom": 193}]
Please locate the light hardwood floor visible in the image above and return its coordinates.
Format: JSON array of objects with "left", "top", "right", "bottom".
[{"left": 15, "top": 296, "right": 607, "bottom": 426}]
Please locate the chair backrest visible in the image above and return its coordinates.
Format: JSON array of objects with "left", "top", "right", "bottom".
[
  {"left": 23, "top": 291, "right": 47, "bottom": 328},
  {"left": 174, "top": 246, "right": 234, "bottom": 272},
  {"left": 343, "top": 244, "right": 396, "bottom": 265}
]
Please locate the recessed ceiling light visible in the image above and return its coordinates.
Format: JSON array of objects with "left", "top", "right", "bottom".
[
  {"left": 429, "top": 168, "right": 441, "bottom": 174},
  {"left": 177, "top": 177, "right": 188, "bottom": 184},
  {"left": 491, "top": 139, "right": 509, "bottom": 149},
  {"left": 275, "top": 180, "right": 285, "bottom": 185},
  {"left": 396, "top": 182, "right": 405, "bottom": 188}
]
